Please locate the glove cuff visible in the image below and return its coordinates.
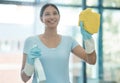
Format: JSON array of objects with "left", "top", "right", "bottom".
[
  {"left": 84, "top": 38, "right": 95, "bottom": 54},
  {"left": 23, "top": 62, "right": 34, "bottom": 76}
]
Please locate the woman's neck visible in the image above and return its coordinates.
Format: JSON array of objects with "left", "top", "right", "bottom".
[{"left": 43, "top": 28, "right": 59, "bottom": 38}]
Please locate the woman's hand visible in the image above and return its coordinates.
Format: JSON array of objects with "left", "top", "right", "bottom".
[
  {"left": 80, "top": 21, "right": 92, "bottom": 41},
  {"left": 22, "top": 44, "right": 41, "bottom": 77},
  {"left": 80, "top": 21, "right": 95, "bottom": 54},
  {"left": 28, "top": 44, "right": 41, "bottom": 59}
]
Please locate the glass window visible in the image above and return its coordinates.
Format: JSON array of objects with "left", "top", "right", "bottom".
[
  {"left": 0, "top": 4, "right": 35, "bottom": 52},
  {"left": 103, "top": 10, "right": 120, "bottom": 82},
  {"left": 103, "top": 0, "right": 120, "bottom": 7},
  {"left": 0, "top": 4, "right": 34, "bottom": 24},
  {"left": 56, "top": 6, "right": 81, "bottom": 36},
  {"left": 86, "top": 0, "right": 98, "bottom": 6},
  {"left": 49, "top": 0, "right": 82, "bottom": 5},
  {"left": 0, "top": 0, "right": 35, "bottom": 2}
]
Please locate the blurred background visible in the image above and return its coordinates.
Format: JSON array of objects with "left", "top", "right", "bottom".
[{"left": 0, "top": 0, "right": 120, "bottom": 83}]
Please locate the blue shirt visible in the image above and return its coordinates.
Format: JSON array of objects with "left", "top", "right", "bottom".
[{"left": 23, "top": 35, "right": 79, "bottom": 83}]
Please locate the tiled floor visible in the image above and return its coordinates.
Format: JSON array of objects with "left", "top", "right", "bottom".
[{"left": 0, "top": 53, "right": 31, "bottom": 83}]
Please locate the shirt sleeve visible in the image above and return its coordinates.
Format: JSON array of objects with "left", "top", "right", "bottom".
[{"left": 71, "top": 37, "right": 79, "bottom": 50}]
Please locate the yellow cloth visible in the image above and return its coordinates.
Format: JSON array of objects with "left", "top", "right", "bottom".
[{"left": 78, "top": 8, "right": 100, "bottom": 34}]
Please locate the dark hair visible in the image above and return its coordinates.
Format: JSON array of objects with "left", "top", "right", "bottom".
[{"left": 40, "top": 3, "right": 60, "bottom": 17}]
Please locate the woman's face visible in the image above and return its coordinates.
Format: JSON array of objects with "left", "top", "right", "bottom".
[{"left": 41, "top": 6, "right": 60, "bottom": 28}]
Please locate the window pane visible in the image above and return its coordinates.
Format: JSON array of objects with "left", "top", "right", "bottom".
[
  {"left": 57, "top": 6, "right": 81, "bottom": 37},
  {"left": 103, "top": 0, "right": 120, "bottom": 7},
  {"left": 86, "top": 0, "right": 98, "bottom": 6},
  {"left": 103, "top": 10, "right": 120, "bottom": 82},
  {"left": 0, "top": 4, "right": 34, "bottom": 24},
  {"left": 0, "top": 0, "right": 35, "bottom": 2},
  {"left": 49, "top": 0, "right": 82, "bottom": 5}
]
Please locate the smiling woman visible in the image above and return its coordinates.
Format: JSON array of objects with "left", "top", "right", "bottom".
[
  {"left": 21, "top": 3, "right": 96, "bottom": 83},
  {"left": 40, "top": 4, "right": 60, "bottom": 29}
]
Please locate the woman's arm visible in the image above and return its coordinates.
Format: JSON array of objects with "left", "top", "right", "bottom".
[
  {"left": 21, "top": 53, "right": 32, "bottom": 82},
  {"left": 73, "top": 21, "right": 97, "bottom": 65},
  {"left": 72, "top": 45, "right": 96, "bottom": 65}
]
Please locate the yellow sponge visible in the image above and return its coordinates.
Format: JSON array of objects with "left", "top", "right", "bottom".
[{"left": 78, "top": 8, "right": 100, "bottom": 34}]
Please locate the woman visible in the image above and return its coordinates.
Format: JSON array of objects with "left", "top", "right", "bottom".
[{"left": 21, "top": 3, "right": 96, "bottom": 83}]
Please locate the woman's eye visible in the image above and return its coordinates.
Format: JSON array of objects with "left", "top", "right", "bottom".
[
  {"left": 44, "top": 12, "right": 58, "bottom": 16},
  {"left": 53, "top": 12, "right": 58, "bottom": 15},
  {"left": 45, "top": 13, "right": 50, "bottom": 16}
]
